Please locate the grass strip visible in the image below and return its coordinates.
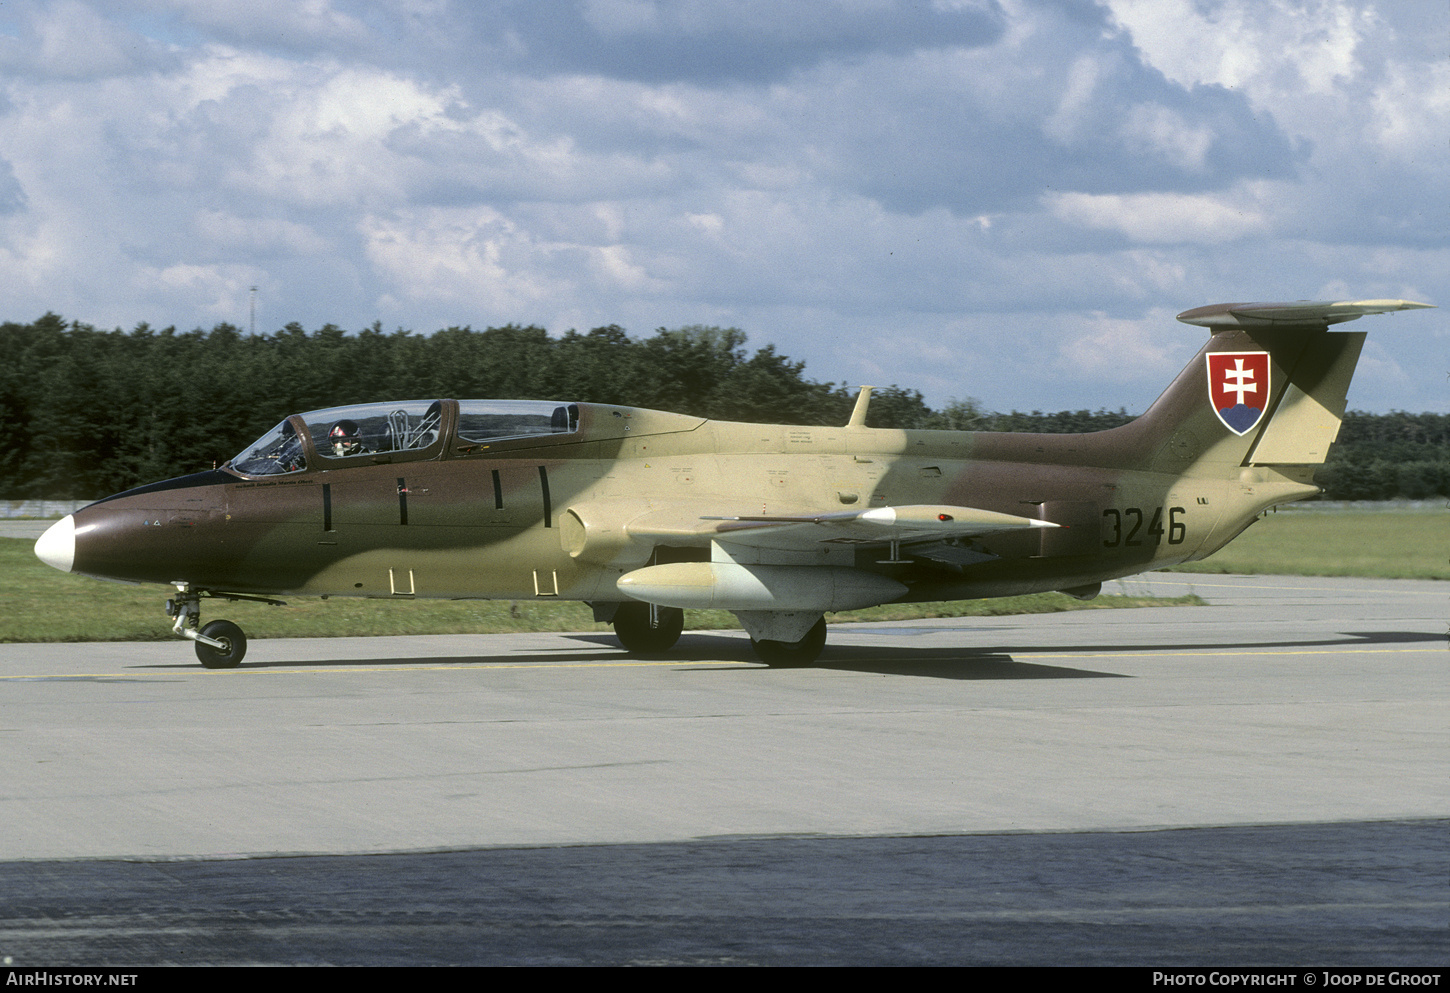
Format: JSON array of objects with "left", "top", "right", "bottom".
[{"left": 1165, "top": 509, "right": 1447, "bottom": 580}]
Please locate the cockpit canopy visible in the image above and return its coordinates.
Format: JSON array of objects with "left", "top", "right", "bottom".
[{"left": 229, "top": 399, "right": 580, "bottom": 476}]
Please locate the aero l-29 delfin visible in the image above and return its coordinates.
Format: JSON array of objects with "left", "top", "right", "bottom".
[{"left": 34, "top": 299, "right": 1434, "bottom": 667}]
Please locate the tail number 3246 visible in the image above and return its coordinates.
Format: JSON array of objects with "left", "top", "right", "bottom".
[{"left": 1102, "top": 506, "right": 1186, "bottom": 547}]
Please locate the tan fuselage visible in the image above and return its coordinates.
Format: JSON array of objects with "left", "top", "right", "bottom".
[{"left": 66, "top": 400, "right": 1316, "bottom": 607}]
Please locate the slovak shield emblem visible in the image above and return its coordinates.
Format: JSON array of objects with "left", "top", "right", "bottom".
[{"left": 1206, "top": 351, "right": 1270, "bottom": 435}]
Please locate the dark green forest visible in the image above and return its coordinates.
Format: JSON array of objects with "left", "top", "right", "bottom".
[{"left": 2, "top": 314, "right": 1444, "bottom": 501}]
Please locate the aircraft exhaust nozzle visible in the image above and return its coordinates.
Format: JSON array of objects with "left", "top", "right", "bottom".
[
  {"left": 617, "top": 562, "right": 906, "bottom": 612},
  {"left": 34, "top": 515, "right": 76, "bottom": 573}
]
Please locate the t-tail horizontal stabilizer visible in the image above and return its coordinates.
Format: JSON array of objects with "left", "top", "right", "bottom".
[{"left": 1177, "top": 299, "right": 1434, "bottom": 330}]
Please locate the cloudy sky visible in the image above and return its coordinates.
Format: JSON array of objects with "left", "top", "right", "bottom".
[{"left": 0, "top": 0, "right": 1443, "bottom": 413}]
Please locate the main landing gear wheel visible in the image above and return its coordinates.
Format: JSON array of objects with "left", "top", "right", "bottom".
[
  {"left": 195, "top": 620, "right": 247, "bottom": 669},
  {"left": 751, "top": 617, "right": 827, "bottom": 667},
  {"left": 613, "top": 602, "right": 684, "bottom": 656}
]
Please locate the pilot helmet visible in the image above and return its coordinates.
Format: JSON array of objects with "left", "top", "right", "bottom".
[{"left": 328, "top": 419, "right": 363, "bottom": 456}]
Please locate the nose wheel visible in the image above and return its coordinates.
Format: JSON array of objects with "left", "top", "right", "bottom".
[
  {"left": 194, "top": 620, "right": 247, "bottom": 668},
  {"left": 166, "top": 585, "right": 284, "bottom": 668}
]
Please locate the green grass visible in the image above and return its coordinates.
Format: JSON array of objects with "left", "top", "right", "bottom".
[
  {"left": 0, "top": 539, "right": 1198, "bottom": 643},
  {"left": 1165, "top": 507, "right": 1447, "bottom": 580}
]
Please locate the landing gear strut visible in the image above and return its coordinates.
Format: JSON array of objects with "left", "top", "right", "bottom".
[
  {"left": 165, "top": 584, "right": 284, "bottom": 669},
  {"left": 613, "top": 601, "right": 684, "bottom": 656}
]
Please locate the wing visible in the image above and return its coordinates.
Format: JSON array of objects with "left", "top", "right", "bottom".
[
  {"left": 565, "top": 500, "right": 1055, "bottom": 567},
  {"left": 607, "top": 503, "right": 1055, "bottom": 614},
  {"left": 694, "top": 504, "right": 1057, "bottom": 551}
]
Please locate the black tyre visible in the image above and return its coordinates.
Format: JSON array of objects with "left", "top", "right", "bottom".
[
  {"left": 751, "top": 617, "right": 827, "bottom": 666},
  {"left": 196, "top": 619, "right": 247, "bottom": 669},
  {"left": 613, "top": 602, "right": 684, "bottom": 655}
]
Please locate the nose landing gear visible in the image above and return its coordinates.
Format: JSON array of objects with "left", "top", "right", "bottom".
[{"left": 165, "top": 584, "right": 286, "bottom": 668}]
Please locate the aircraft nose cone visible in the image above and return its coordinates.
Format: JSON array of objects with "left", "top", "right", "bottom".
[{"left": 34, "top": 515, "right": 76, "bottom": 573}]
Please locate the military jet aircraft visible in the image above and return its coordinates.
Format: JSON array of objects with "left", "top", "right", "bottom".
[{"left": 33, "top": 299, "right": 1433, "bottom": 668}]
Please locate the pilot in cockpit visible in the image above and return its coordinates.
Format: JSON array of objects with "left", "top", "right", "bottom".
[{"left": 328, "top": 419, "right": 369, "bottom": 457}]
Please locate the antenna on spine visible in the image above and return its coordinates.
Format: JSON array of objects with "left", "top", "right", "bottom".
[{"left": 847, "top": 386, "right": 873, "bottom": 428}]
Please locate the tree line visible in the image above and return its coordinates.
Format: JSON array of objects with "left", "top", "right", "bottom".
[{"left": 1, "top": 314, "right": 1442, "bottom": 501}]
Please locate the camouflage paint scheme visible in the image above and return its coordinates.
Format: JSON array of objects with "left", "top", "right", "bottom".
[{"left": 35, "top": 299, "right": 1434, "bottom": 665}]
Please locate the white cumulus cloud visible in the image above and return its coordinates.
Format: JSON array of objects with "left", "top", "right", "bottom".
[{"left": 0, "top": 0, "right": 1438, "bottom": 413}]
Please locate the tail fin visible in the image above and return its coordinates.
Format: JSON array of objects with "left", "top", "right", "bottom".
[{"left": 1125, "top": 299, "right": 1433, "bottom": 477}]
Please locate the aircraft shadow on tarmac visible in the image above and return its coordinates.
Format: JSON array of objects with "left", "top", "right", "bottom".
[
  {"left": 135, "top": 635, "right": 1122, "bottom": 680},
  {"left": 574, "top": 634, "right": 1128, "bottom": 680},
  {"left": 132, "top": 628, "right": 1439, "bottom": 681}
]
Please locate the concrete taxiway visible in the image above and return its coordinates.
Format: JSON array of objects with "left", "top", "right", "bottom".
[
  {"left": 0, "top": 572, "right": 1443, "bottom": 860},
  {"left": 0, "top": 572, "right": 1444, "bottom": 964}
]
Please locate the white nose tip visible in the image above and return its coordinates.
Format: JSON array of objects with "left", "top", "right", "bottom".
[{"left": 34, "top": 515, "right": 76, "bottom": 573}]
